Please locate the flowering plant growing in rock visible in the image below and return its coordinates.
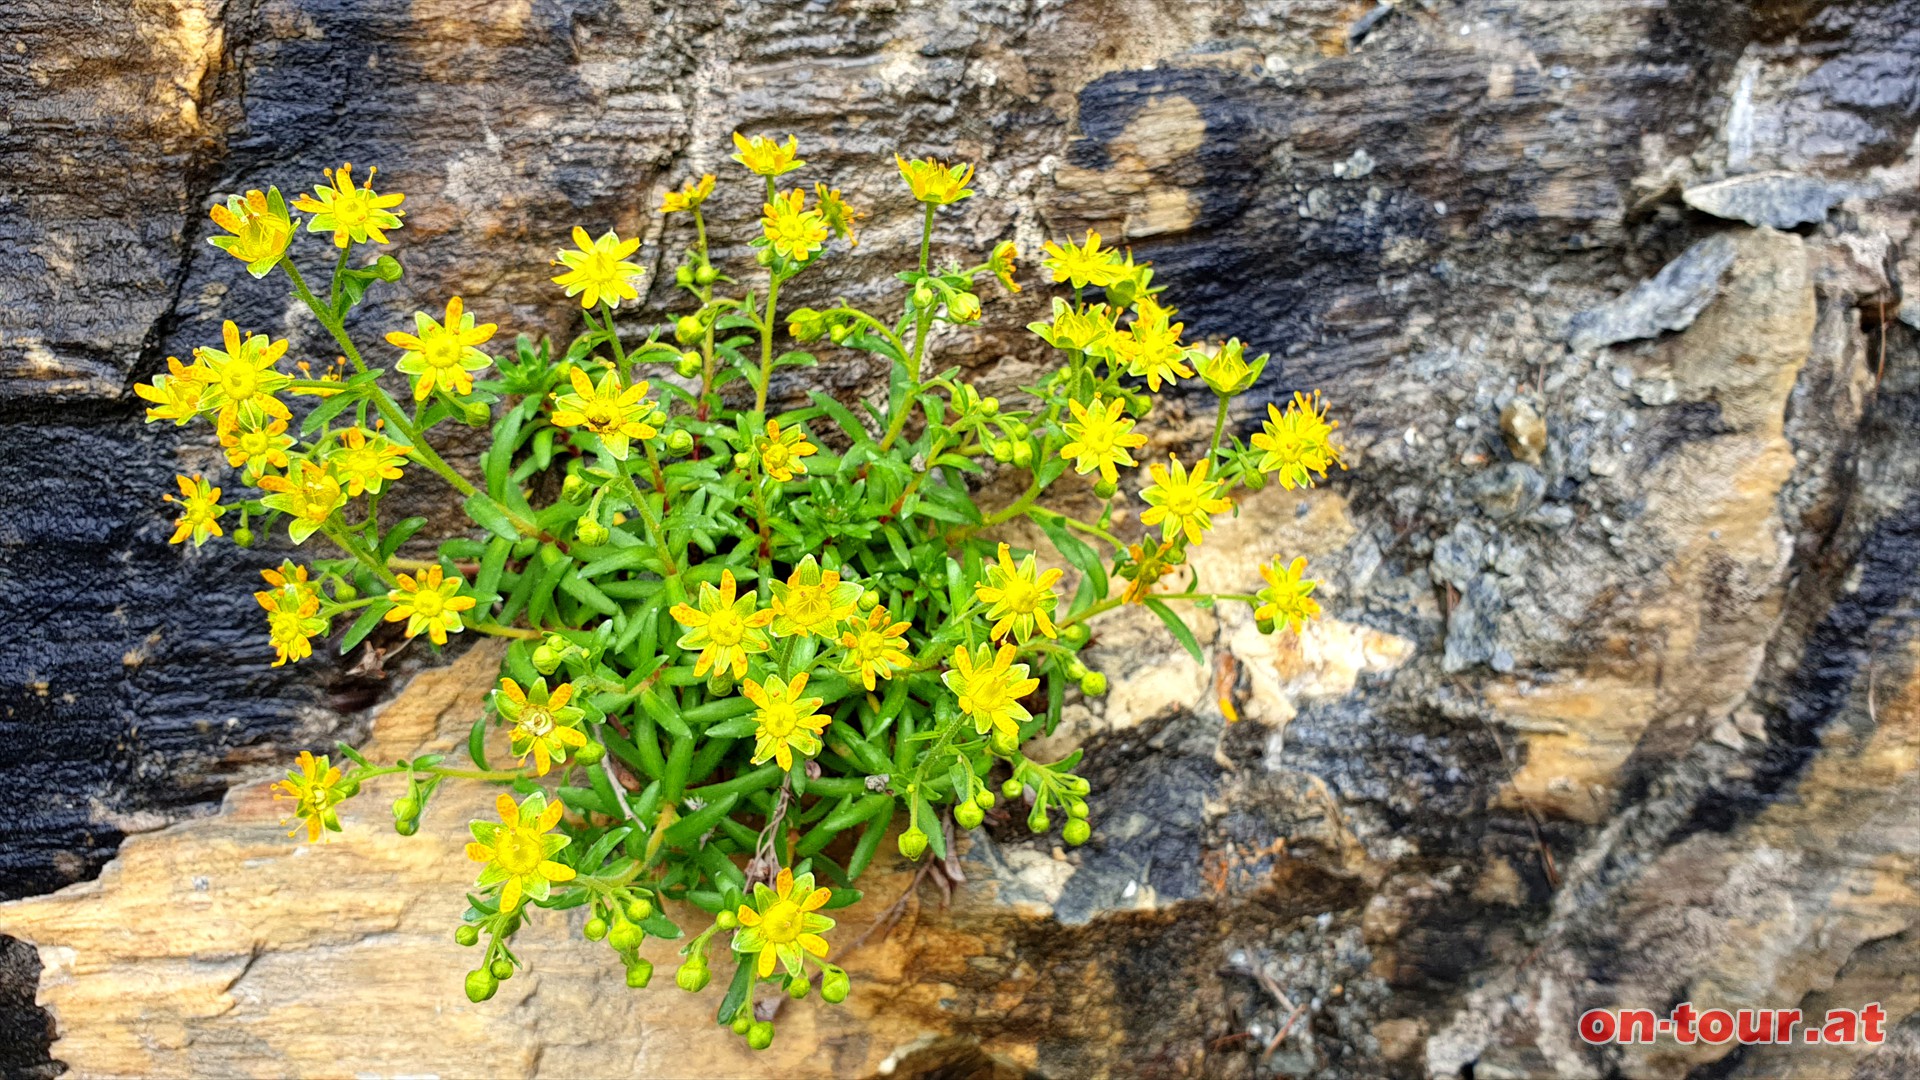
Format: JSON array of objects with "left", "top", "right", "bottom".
[{"left": 142, "top": 135, "right": 1345, "bottom": 1048}]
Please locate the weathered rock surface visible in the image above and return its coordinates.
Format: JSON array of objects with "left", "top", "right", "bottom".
[
  {"left": 1683, "top": 170, "right": 1856, "bottom": 229},
  {"left": 6, "top": 0, "right": 1920, "bottom": 1076}
]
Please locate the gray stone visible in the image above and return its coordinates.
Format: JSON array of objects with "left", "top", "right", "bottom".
[
  {"left": 1568, "top": 234, "right": 1739, "bottom": 352},
  {"left": 1683, "top": 172, "right": 1853, "bottom": 230},
  {"left": 1471, "top": 462, "right": 1546, "bottom": 520}
]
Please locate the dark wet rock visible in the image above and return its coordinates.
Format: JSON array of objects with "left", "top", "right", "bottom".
[
  {"left": 1683, "top": 171, "right": 1856, "bottom": 229},
  {"left": 1567, "top": 233, "right": 1739, "bottom": 352}
]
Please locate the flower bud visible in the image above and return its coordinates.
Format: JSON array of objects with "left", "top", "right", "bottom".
[
  {"left": 490, "top": 958, "right": 514, "bottom": 981},
  {"left": 576, "top": 517, "right": 610, "bottom": 546},
  {"left": 979, "top": 396, "right": 999, "bottom": 416},
  {"left": 1256, "top": 617, "right": 1278, "bottom": 635},
  {"left": 1063, "top": 775, "right": 1091, "bottom": 796},
  {"left": 948, "top": 292, "right": 981, "bottom": 322},
  {"left": 989, "top": 441, "right": 1013, "bottom": 463},
  {"left": 747, "top": 1020, "right": 775, "bottom": 1051},
  {"left": 392, "top": 795, "right": 419, "bottom": 822},
  {"left": 1094, "top": 479, "right": 1119, "bottom": 499},
  {"left": 609, "top": 920, "right": 645, "bottom": 952},
  {"left": 667, "top": 429, "right": 695, "bottom": 453},
  {"left": 786, "top": 974, "right": 810, "bottom": 999},
  {"left": 1011, "top": 441, "right": 1034, "bottom": 468},
  {"left": 1001, "top": 777, "right": 1025, "bottom": 799},
  {"left": 897, "top": 827, "right": 928, "bottom": 860},
  {"left": 531, "top": 644, "right": 561, "bottom": 675},
  {"left": 676, "top": 958, "right": 711, "bottom": 992},
  {"left": 821, "top": 966, "right": 850, "bottom": 1004},
  {"left": 562, "top": 473, "right": 591, "bottom": 504},
  {"left": 1067, "top": 798, "right": 1090, "bottom": 820},
  {"left": 857, "top": 590, "right": 879, "bottom": 611},
  {"left": 1079, "top": 671, "right": 1108, "bottom": 697},
  {"left": 676, "top": 352, "right": 703, "bottom": 378},
  {"left": 1065, "top": 660, "right": 1088, "bottom": 680},
  {"left": 974, "top": 789, "right": 996, "bottom": 810},
  {"left": 1062, "top": 623, "right": 1090, "bottom": 646},
  {"left": 675, "top": 316, "right": 703, "bottom": 343},
  {"left": 675, "top": 265, "right": 694, "bottom": 287},
  {"left": 695, "top": 264, "right": 718, "bottom": 285},
  {"left": 466, "top": 401, "right": 493, "bottom": 426},
  {"left": 576, "top": 740, "right": 606, "bottom": 766},
  {"left": 232, "top": 526, "right": 255, "bottom": 548},
  {"left": 648, "top": 408, "right": 668, "bottom": 428},
  {"left": 715, "top": 910, "right": 738, "bottom": 930},
  {"left": 625, "top": 958, "right": 654, "bottom": 988},
  {"left": 465, "top": 968, "right": 499, "bottom": 1002},
  {"left": 732, "top": 451, "right": 752, "bottom": 470},
  {"left": 455, "top": 924, "right": 481, "bottom": 947},
  {"left": 394, "top": 818, "right": 418, "bottom": 836},
  {"left": 954, "top": 800, "right": 984, "bottom": 830},
  {"left": 913, "top": 284, "right": 934, "bottom": 308},
  {"left": 627, "top": 897, "right": 654, "bottom": 922},
  {"left": 1027, "top": 807, "right": 1051, "bottom": 834},
  {"left": 989, "top": 729, "right": 1019, "bottom": 756},
  {"left": 1004, "top": 419, "right": 1030, "bottom": 440},
  {"left": 584, "top": 917, "right": 608, "bottom": 942},
  {"left": 1241, "top": 466, "right": 1267, "bottom": 491},
  {"left": 1063, "top": 818, "right": 1092, "bottom": 846},
  {"left": 731, "top": 1013, "right": 753, "bottom": 1034}
]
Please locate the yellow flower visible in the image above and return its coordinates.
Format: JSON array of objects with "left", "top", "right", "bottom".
[
  {"left": 1250, "top": 391, "right": 1345, "bottom": 491},
  {"left": 1119, "top": 297, "right": 1192, "bottom": 391},
  {"left": 770, "top": 555, "right": 861, "bottom": 638},
  {"left": 814, "top": 183, "right": 861, "bottom": 246},
  {"left": 254, "top": 561, "right": 322, "bottom": 617},
  {"left": 1028, "top": 297, "right": 1121, "bottom": 359},
  {"left": 754, "top": 419, "right": 817, "bottom": 482},
  {"left": 551, "top": 226, "right": 644, "bottom": 309},
  {"left": 386, "top": 296, "right": 496, "bottom": 400},
  {"left": 495, "top": 677, "right": 589, "bottom": 776},
  {"left": 1118, "top": 541, "right": 1176, "bottom": 605},
  {"left": 136, "top": 355, "right": 210, "bottom": 425},
  {"left": 733, "top": 867, "right": 835, "bottom": 979},
  {"left": 292, "top": 163, "right": 405, "bottom": 248},
  {"left": 220, "top": 413, "right": 295, "bottom": 480},
  {"left": 208, "top": 188, "right": 292, "bottom": 277},
  {"left": 327, "top": 427, "right": 410, "bottom": 496},
  {"left": 265, "top": 605, "right": 329, "bottom": 667},
  {"left": 272, "top": 750, "right": 349, "bottom": 842},
  {"left": 731, "top": 131, "right": 803, "bottom": 177},
  {"left": 254, "top": 561, "right": 327, "bottom": 666},
  {"left": 1195, "top": 338, "right": 1260, "bottom": 397},
  {"left": 943, "top": 643, "right": 1040, "bottom": 740},
  {"left": 1041, "top": 230, "right": 1125, "bottom": 289},
  {"left": 743, "top": 671, "right": 831, "bottom": 771},
  {"left": 760, "top": 189, "right": 829, "bottom": 262},
  {"left": 384, "top": 564, "right": 478, "bottom": 645},
  {"left": 988, "top": 240, "right": 1020, "bottom": 293},
  {"left": 839, "top": 607, "right": 912, "bottom": 691},
  {"left": 1254, "top": 556, "right": 1321, "bottom": 633},
  {"left": 661, "top": 173, "right": 716, "bottom": 213},
  {"left": 895, "top": 156, "right": 975, "bottom": 205},
  {"left": 259, "top": 460, "right": 346, "bottom": 543},
  {"left": 1138, "top": 455, "right": 1232, "bottom": 547},
  {"left": 1060, "top": 394, "right": 1147, "bottom": 484},
  {"left": 164, "top": 473, "right": 226, "bottom": 547},
  {"left": 466, "top": 792, "right": 575, "bottom": 912},
  {"left": 549, "top": 367, "right": 659, "bottom": 460},
  {"left": 975, "top": 543, "right": 1063, "bottom": 643},
  {"left": 195, "top": 320, "right": 292, "bottom": 427},
  {"left": 668, "top": 569, "right": 775, "bottom": 679}
]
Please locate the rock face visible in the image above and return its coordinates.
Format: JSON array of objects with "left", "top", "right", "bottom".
[{"left": 5, "top": 0, "right": 1920, "bottom": 1077}]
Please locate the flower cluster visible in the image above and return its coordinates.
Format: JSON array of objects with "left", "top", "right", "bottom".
[{"left": 141, "top": 136, "right": 1347, "bottom": 1049}]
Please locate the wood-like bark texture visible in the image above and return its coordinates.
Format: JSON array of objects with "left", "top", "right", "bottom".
[{"left": 4, "top": 0, "right": 1920, "bottom": 1076}]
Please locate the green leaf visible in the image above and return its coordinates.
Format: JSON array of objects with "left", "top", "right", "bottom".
[
  {"left": 716, "top": 954, "right": 756, "bottom": 1025},
  {"left": 1036, "top": 514, "right": 1107, "bottom": 602},
  {"left": 1143, "top": 597, "right": 1205, "bottom": 663},
  {"left": 467, "top": 716, "right": 492, "bottom": 771},
  {"left": 340, "top": 601, "right": 392, "bottom": 654},
  {"left": 300, "top": 388, "right": 359, "bottom": 435},
  {"left": 463, "top": 494, "right": 520, "bottom": 541},
  {"left": 379, "top": 517, "right": 428, "bottom": 560}
]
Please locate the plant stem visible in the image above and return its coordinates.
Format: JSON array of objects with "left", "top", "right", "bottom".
[
  {"left": 282, "top": 258, "right": 367, "bottom": 374},
  {"left": 1210, "top": 394, "right": 1230, "bottom": 458},
  {"left": 756, "top": 273, "right": 782, "bottom": 415},
  {"left": 322, "top": 521, "right": 401, "bottom": 589}
]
